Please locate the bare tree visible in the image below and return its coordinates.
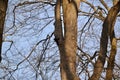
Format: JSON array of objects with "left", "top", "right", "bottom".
[{"left": 0, "top": 0, "right": 120, "bottom": 80}]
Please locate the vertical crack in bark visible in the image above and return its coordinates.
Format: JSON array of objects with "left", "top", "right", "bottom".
[
  {"left": 89, "top": 1, "right": 120, "bottom": 80},
  {"left": 54, "top": 0, "right": 66, "bottom": 79}
]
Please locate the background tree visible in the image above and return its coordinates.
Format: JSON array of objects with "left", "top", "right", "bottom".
[{"left": 89, "top": 1, "right": 120, "bottom": 80}]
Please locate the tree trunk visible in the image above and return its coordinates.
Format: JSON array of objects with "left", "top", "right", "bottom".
[
  {"left": 0, "top": 0, "right": 8, "bottom": 62},
  {"left": 89, "top": 1, "right": 120, "bottom": 80},
  {"left": 54, "top": 0, "right": 80, "bottom": 80},
  {"left": 54, "top": 0, "right": 66, "bottom": 79}
]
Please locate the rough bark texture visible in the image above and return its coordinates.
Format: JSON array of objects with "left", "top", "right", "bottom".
[
  {"left": 64, "top": 1, "right": 79, "bottom": 80},
  {"left": 89, "top": 1, "right": 120, "bottom": 80},
  {"left": 54, "top": 0, "right": 80, "bottom": 80},
  {"left": 63, "top": 0, "right": 81, "bottom": 80},
  {"left": 0, "top": 0, "right": 8, "bottom": 62}
]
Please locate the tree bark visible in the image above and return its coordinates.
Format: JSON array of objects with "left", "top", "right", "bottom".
[
  {"left": 54, "top": 0, "right": 67, "bottom": 79},
  {"left": 54, "top": 0, "right": 80, "bottom": 80},
  {"left": 0, "top": 0, "right": 8, "bottom": 62},
  {"left": 89, "top": 1, "right": 120, "bottom": 80}
]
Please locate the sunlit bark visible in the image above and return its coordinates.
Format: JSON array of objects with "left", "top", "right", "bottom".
[{"left": 63, "top": 1, "right": 79, "bottom": 80}]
